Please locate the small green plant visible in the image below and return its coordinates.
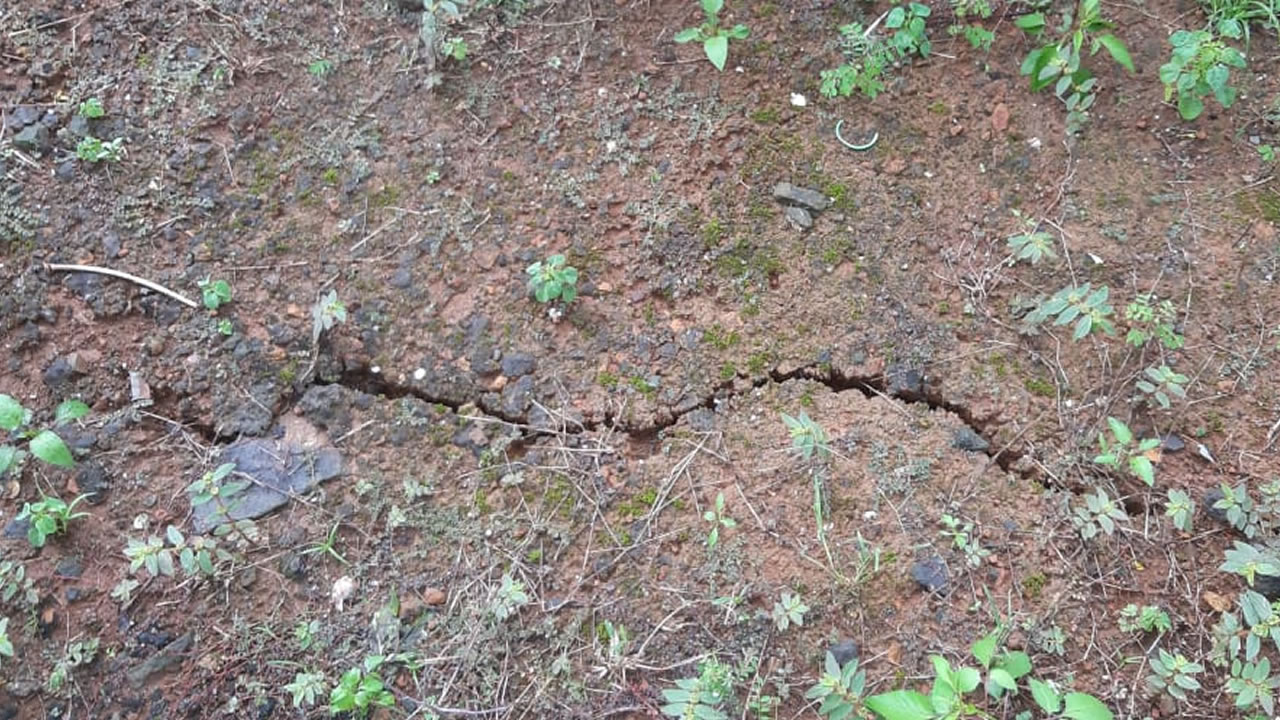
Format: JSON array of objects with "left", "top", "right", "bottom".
[
  {"left": 771, "top": 591, "right": 809, "bottom": 632},
  {"left": 1147, "top": 648, "right": 1204, "bottom": 701},
  {"left": 16, "top": 494, "right": 90, "bottom": 548},
  {"left": 526, "top": 254, "right": 579, "bottom": 303},
  {"left": 1072, "top": 488, "right": 1128, "bottom": 540},
  {"left": 662, "top": 659, "right": 732, "bottom": 720},
  {"left": 46, "top": 636, "right": 98, "bottom": 694},
  {"left": 820, "top": 4, "right": 932, "bottom": 100},
  {"left": 75, "top": 136, "right": 125, "bottom": 162},
  {"left": 286, "top": 670, "right": 327, "bottom": 709},
  {"left": 1165, "top": 488, "right": 1196, "bottom": 532},
  {"left": 0, "top": 396, "right": 88, "bottom": 474},
  {"left": 1015, "top": 0, "right": 1134, "bottom": 133},
  {"left": 311, "top": 290, "right": 347, "bottom": 343},
  {"left": 940, "top": 514, "right": 992, "bottom": 568},
  {"left": 0, "top": 561, "right": 39, "bottom": 610},
  {"left": 329, "top": 656, "right": 394, "bottom": 717},
  {"left": 215, "top": 318, "right": 233, "bottom": 335},
  {"left": 198, "top": 277, "right": 232, "bottom": 310},
  {"left": 307, "top": 58, "right": 334, "bottom": 76},
  {"left": 806, "top": 652, "right": 867, "bottom": 718},
  {"left": 703, "top": 491, "right": 737, "bottom": 549},
  {"left": 1094, "top": 416, "right": 1159, "bottom": 486},
  {"left": 1136, "top": 365, "right": 1188, "bottom": 409},
  {"left": 0, "top": 617, "right": 13, "bottom": 669},
  {"left": 951, "top": 24, "right": 995, "bottom": 50},
  {"left": 1221, "top": 542, "right": 1280, "bottom": 586},
  {"left": 1119, "top": 603, "right": 1172, "bottom": 633},
  {"left": 490, "top": 572, "right": 529, "bottom": 621},
  {"left": 300, "top": 522, "right": 349, "bottom": 565},
  {"left": 1226, "top": 657, "right": 1280, "bottom": 716},
  {"left": 782, "top": 411, "right": 830, "bottom": 459},
  {"left": 77, "top": 97, "right": 105, "bottom": 118},
  {"left": 1006, "top": 211, "right": 1057, "bottom": 265},
  {"left": 1124, "top": 294, "right": 1184, "bottom": 349},
  {"left": 1260, "top": 144, "right": 1276, "bottom": 162},
  {"left": 1159, "top": 29, "right": 1246, "bottom": 121},
  {"left": 673, "top": 0, "right": 750, "bottom": 72},
  {"left": 442, "top": 36, "right": 468, "bottom": 60},
  {"left": 1026, "top": 283, "right": 1116, "bottom": 340},
  {"left": 970, "top": 626, "right": 1032, "bottom": 699}
]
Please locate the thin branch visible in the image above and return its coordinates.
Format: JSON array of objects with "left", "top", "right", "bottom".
[{"left": 44, "top": 262, "right": 198, "bottom": 308}]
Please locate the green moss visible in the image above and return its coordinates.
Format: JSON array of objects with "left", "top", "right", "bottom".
[
  {"left": 321, "top": 168, "right": 340, "bottom": 185},
  {"left": 472, "top": 489, "right": 492, "bottom": 515},
  {"left": 597, "top": 371, "right": 619, "bottom": 390},
  {"left": 821, "top": 182, "right": 856, "bottom": 212},
  {"left": 719, "top": 363, "right": 737, "bottom": 381},
  {"left": 705, "top": 324, "right": 741, "bottom": 350},
  {"left": 1022, "top": 572, "right": 1047, "bottom": 599},
  {"left": 749, "top": 107, "right": 780, "bottom": 124},
  {"left": 747, "top": 351, "right": 771, "bottom": 375},
  {"left": 617, "top": 487, "right": 659, "bottom": 519},
  {"left": 989, "top": 353, "right": 1008, "bottom": 379},
  {"left": 370, "top": 184, "right": 402, "bottom": 209},
  {"left": 526, "top": 548, "right": 543, "bottom": 564},
  {"left": 1024, "top": 377, "right": 1055, "bottom": 398},
  {"left": 629, "top": 376, "right": 656, "bottom": 396},
  {"left": 799, "top": 389, "right": 815, "bottom": 408},
  {"left": 927, "top": 101, "right": 948, "bottom": 115},
  {"left": 702, "top": 217, "right": 726, "bottom": 248},
  {"left": 1235, "top": 189, "right": 1280, "bottom": 222}
]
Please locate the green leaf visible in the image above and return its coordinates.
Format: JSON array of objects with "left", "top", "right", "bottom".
[
  {"left": 1177, "top": 93, "right": 1204, "bottom": 120},
  {"left": 1001, "top": 651, "right": 1032, "bottom": 678},
  {"left": 1130, "top": 456, "right": 1155, "bottom": 486},
  {"left": 701, "top": 0, "right": 723, "bottom": 17},
  {"left": 865, "top": 690, "right": 936, "bottom": 720},
  {"left": 990, "top": 668, "right": 1017, "bottom": 691},
  {"left": 1014, "top": 13, "right": 1045, "bottom": 32},
  {"left": 54, "top": 400, "right": 90, "bottom": 426},
  {"left": 1094, "top": 34, "right": 1133, "bottom": 72},
  {"left": 0, "top": 395, "right": 24, "bottom": 432},
  {"left": 886, "top": 6, "right": 907, "bottom": 28},
  {"left": 1029, "top": 678, "right": 1061, "bottom": 714},
  {"left": 704, "top": 35, "right": 729, "bottom": 70},
  {"left": 0, "top": 445, "right": 15, "bottom": 476},
  {"left": 1063, "top": 692, "right": 1113, "bottom": 720},
  {"left": 30, "top": 430, "right": 74, "bottom": 468},
  {"left": 727, "top": 24, "right": 750, "bottom": 40},
  {"left": 674, "top": 27, "right": 701, "bottom": 43},
  {"left": 955, "top": 666, "right": 981, "bottom": 693},
  {"left": 971, "top": 630, "right": 998, "bottom": 668},
  {"left": 1106, "top": 417, "right": 1131, "bottom": 445}
]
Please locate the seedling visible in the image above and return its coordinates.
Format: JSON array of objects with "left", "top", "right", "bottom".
[
  {"left": 821, "top": 4, "right": 932, "bottom": 100},
  {"left": 970, "top": 626, "right": 1032, "bottom": 699},
  {"left": 1260, "top": 144, "right": 1276, "bottom": 162},
  {"left": 442, "top": 36, "right": 468, "bottom": 61},
  {"left": 1226, "top": 657, "right": 1280, "bottom": 715},
  {"left": 329, "top": 655, "right": 394, "bottom": 717},
  {"left": 782, "top": 411, "right": 830, "bottom": 459},
  {"left": 1147, "top": 649, "right": 1204, "bottom": 701},
  {"left": 1026, "top": 283, "right": 1116, "bottom": 340},
  {"left": 1072, "top": 488, "right": 1127, "bottom": 540},
  {"left": 311, "top": 289, "right": 347, "bottom": 343},
  {"left": 1165, "top": 488, "right": 1195, "bottom": 532},
  {"left": 661, "top": 659, "right": 732, "bottom": 720},
  {"left": 1094, "top": 416, "right": 1159, "bottom": 486},
  {"left": 300, "top": 522, "right": 349, "bottom": 565},
  {"left": 75, "top": 136, "right": 125, "bottom": 163},
  {"left": 215, "top": 318, "right": 233, "bottom": 336},
  {"left": 490, "top": 572, "right": 529, "bottom": 620},
  {"left": 0, "top": 396, "right": 88, "bottom": 474},
  {"left": 46, "top": 637, "right": 98, "bottom": 694},
  {"left": 286, "top": 671, "right": 327, "bottom": 709},
  {"left": 0, "top": 617, "right": 12, "bottom": 668},
  {"left": 1159, "top": 29, "right": 1246, "bottom": 121},
  {"left": 673, "top": 0, "right": 750, "bottom": 72},
  {"left": 525, "top": 254, "right": 578, "bottom": 303},
  {"left": 703, "top": 491, "right": 736, "bottom": 549},
  {"left": 1006, "top": 211, "right": 1057, "bottom": 265},
  {"left": 307, "top": 58, "right": 334, "bottom": 77},
  {"left": 198, "top": 277, "right": 232, "bottom": 310},
  {"left": 1136, "top": 365, "right": 1188, "bottom": 409},
  {"left": 77, "top": 97, "right": 105, "bottom": 119},
  {"left": 16, "top": 494, "right": 90, "bottom": 548},
  {"left": 1119, "top": 603, "right": 1172, "bottom": 633},
  {"left": 1015, "top": 0, "right": 1134, "bottom": 133},
  {"left": 1124, "top": 293, "right": 1184, "bottom": 349},
  {"left": 771, "top": 591, "right": 809, "bottom": 632},
  {"left": 940, "top": 514, "right": 992, "bottom": 568},
  {"left": 1221, "top": 542, "right": 1280, "bottom": 586},
  {"left": 806, "top": 652, "right": 867, "bottom": 718}
]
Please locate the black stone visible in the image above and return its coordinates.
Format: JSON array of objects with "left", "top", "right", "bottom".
[{"left": 910, "top": 555, "right": 949, "bottom": 594}]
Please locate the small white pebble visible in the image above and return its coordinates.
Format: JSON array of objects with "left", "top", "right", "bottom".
[
  {"left": 370, "top": 366, "right": 381, "bottom": 374},
  {"left": 331, "top": 576, "right": 356, "bottom": 612},
  {"left": 413, "top": 368, "right": 426, "bottom": 381},
  {"left": 790, "top": 93, "right": 807, "bottom": 107}
]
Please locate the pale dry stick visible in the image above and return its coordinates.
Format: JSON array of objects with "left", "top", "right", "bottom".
[
  {"left": 348, "top": 211, "right": 405, "bottom": 253},
  {"left": 44, "top": 262, "right": 198, "bottom": 308}
]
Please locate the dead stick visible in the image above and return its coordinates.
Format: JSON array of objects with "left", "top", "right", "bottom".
[{"left": 44, "top": 262, "right": 198, "bottom": 308}]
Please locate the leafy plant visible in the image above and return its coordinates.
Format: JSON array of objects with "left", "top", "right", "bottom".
[
  {"left": 951, "top": 24, "right": 995, "bottom": 50},
  {"left": 820, "top": 4, "right": 932, "bottom": 100},
  {"left": 419, "top": 0, "right": 466, "bottom": 77},
  {"left": 198, "top": 277, "right": 232, "bottom": 310},
  {"left": 307, "top": 58, "right": 334, "bottom": 76},
  {"left": 806, "top": 652, "right": 866, "bottom": 719},
  {"left": 1124, "top": 294, "right": 1184, "bottom": 349},
  {"left": 1165, "top": 488, "right": 1195, "bottom": 532},
  {"left": 77, "top": 97, "right": 105, "bottom": 119},
  {"left": 1094, "top": 417, "right": 1159, "bottom": 486},
  {"left": 286, "top": 671, "right": 327, "bottom": 708},
  {"left": 300, "top": 522, "right": 349, "bottom": 565},
  {"left": 329, "top": 655, "right": 394, "bottom": 717},
  {"left": 1221, "top": 542, "right": 1280, "bottom": 587},
  {"left": 0, "top": 561, "right": 39, "bottom": 610},
  {"left": 490, "top": 572, "right": 529, "bottom": 621},
  {"left": 311, "top": 290, "right": 347, "bottom": 343},
  {"left": 703, "top": 491, "right": 737, "bottom": 549},
  {"left": 46, "top": 636, "right": 98, "bottom": 693},
  {"left": 442, "top": 36, "right": 468, "bottom": 61},
  {"left": 771, "top": 591, "right": 809, "bottom": 632},
  {"left": 940, "top": 514, "right": 991, "bottom": 568},
  {"left": 1147, "top": 649, "right": 1204, "bottom": 701},
  {"left": 1072, "top": 488, "right": 1128, "bottom": 540},
  {"left": 1015, "top": 0, "right": 1134, "bottom": 133},
  {"left": 1260, "top": 144, "right": 1276, "bottom": 162},
  {"left": 673, "top": 0, "right": 750, "bottom": 72},
  {"left": 1026, "top": 283, "right": 1116, "bottom": 340},
  {"left": 1227, "top": 657, "right": 1280, "bottom": 715},
  {"left": 16, "top": 494, "right": 90, "bottom": 548},
  {"left": 1159, "top": 29, "right": 1246, "bottom": 120},
  {"left": 1119, "top": 603, "right": 1172, "bottom": 633},
  {"left": 1007, "top": 212, "right": 1057, "bottom": 265},
  {"left": 970, "top": 626, "right": 1033, "bottom": 699},
  {"left": 526, "top": 254, "right": 579, "bottom": 303},
  {"left": 0, "top": 617, "right": 12, "bottom": 668},
  {"left": 662, "top": 659, "right": 731, "bottom": 720},
  {"left": 75, "top": 136, "right": 125, "bottom": 162},
  {"left": 886, "top": 3, "right": 933, "bottom": 57},
  {"left": 1136, "top": 365, "right": 1188, "bottom": 409},
  {"left": 782, "top": 411, "right": 830, "bottom": 459},
  {"left": 0, "top": 396, "right": 89, "bottom": 474}
]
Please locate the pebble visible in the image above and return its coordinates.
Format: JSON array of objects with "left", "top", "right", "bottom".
[
  {"left": 827, "top": 638, "right": 858, "bottom": 666},
  {"left": 772, "top": 182, "right": 832, "bottom": 212},
  {"left": 910, "top": 555, "right": 949, "bottom": 594}
]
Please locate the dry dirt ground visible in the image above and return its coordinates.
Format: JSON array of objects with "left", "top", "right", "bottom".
[{"left": 1, "top": 0, "right": 1279, "bottom": 718}]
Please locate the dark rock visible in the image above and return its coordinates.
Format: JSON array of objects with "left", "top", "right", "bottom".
[
  {"left": 1203, "top": 487, "right": 1229, "bottom": 525},
  {"left": 501, "top": 352, "right": 537, "bottom": 377},
  {"left": 137, "top": 630, "right": 174, "bottom": 648},
  {"left": 54, "top": 160, "right": 76, "bottom": 181},
  {"left": 65, "top": 587, "right": 86, "bottom": 603},
  {"left": 279, "top": 552, "right": 306, "bottom": 580},
  {"left": 126, "top": 633, "right": 192, "bottom": 688},
  {"left": 952, "top": 428, "right": 990, "bottom": 453},
  {"left": 469, "top": 343, "right": 499, "bottom": 375},
  {"left": 67, "top": 114, "right": 89, "bottom": 138},
  {"left": 886, "top": 364, "right": 924, "bottom": 396},
  {"left": 192, "top": 438, "right": 343, "bottom": 532},
  {"left": 212, "top": 379, "right": 281, "bottom": 437},
  {"left": 684, "top": 408, "right": 716, "bottom": 432},
  {"left": 389, "top": 267, "right": 412, "bottom": 289},
  {"left": 772, "top": 182, "right": 832, "bottom": 212},
  {"left": 297, "top": 384, "right": 351, "bottom": 432},
  {"left": 54, "top": 556, "right": 83, "bottom": 579},
  {"left": 828, "top": 638, "right": 858, "bottom": 667},
  {"left": 783, "top": 206, "right": 813, "bottom": 230},
  {"left": 43, "top": 356, "right": 74, "bottom": 387},
  {"left": 102, "top": 232, "right": 122, "bottom": 259},
  {"left": 13, "top": 123, "right": 50, "bottom": 154},
  {"left": 1257, "top": 572, "right": 1280, "bottom": 601},
  {"left": 500, "top": 374, "right": 535, "bottom": 417},
  {"left": 1160, "top": 433, "right": 1185, "bottom": 452},
  {"left": 75, "top": 463, "right": 110, "bottom": 505},
  {"left": 2, "top": 517, "right": 29, "bottom": 540},
  {"left": 910, "top": 555, "right": 949, "bottom": 594},
  {"left": 11, "top": 106, "right": 39, "bottom": 126}
]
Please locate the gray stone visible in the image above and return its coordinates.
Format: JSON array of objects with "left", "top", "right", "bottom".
[
  {"left": 1161, "top": 433, "right": 1185, "bottom": 452},
  {"left": 192, "top": 438, "right": 343, "bottom": 532},
  {"left": 500, "top": 374, "right": 535, "bottom": 417},
  {"left": 910, "top": 555, "right": 949, "bottom": 593},
  {"left": 389, "top": 267, "right": 412, "bottom": 289},
  {"left": 1203, "top": 487, "right": 1228, "bottom": 525},
  {"left": 772, "top": 182, "right": 832, "bottom": 212},
  {"left": 54, "top": 160, "right": 76, "bottom": 181},
  {"left": 2, "top": 517, "right": 29, "bottom": 540},
  {"left": 11, "top": 106, "right": 39, "bottom": 126},
  {"left": 43, "top": 355, "right": 74, "bottom": 387},
  {"left": 54, "top": 556, "right": 83, "bottom": 579},
  {"left": 102, "top": 232, "right": 121, "bottom": 259},
  {"left": 126, "top": 633, "right": 192, "bottom": 688},
  {"left": 501, "top": 352, "right": 537, "bottom": 377},
  {"left": 828, "top": 638, "right": 858, "bottom": 667},
  {"left": 13, "top": 123, "right": 50, "bottom": 154},
  {"left": 76, "top": 463, "right": 110, "bottom": 503},
  {"left": 297, "top": 384, "right": 350, "bottom": 432},
  {"left": 886, "top": 364, "right": 924, "bottom": 396},
  {"left": 783, "top": 206, "right": 813, "bottom": 231},
  {"left": 67, "top": 114, "right": 89, "bottom": 138},
  {"left": 952, "top": 427, "right": 990, "bottom": 453}
]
